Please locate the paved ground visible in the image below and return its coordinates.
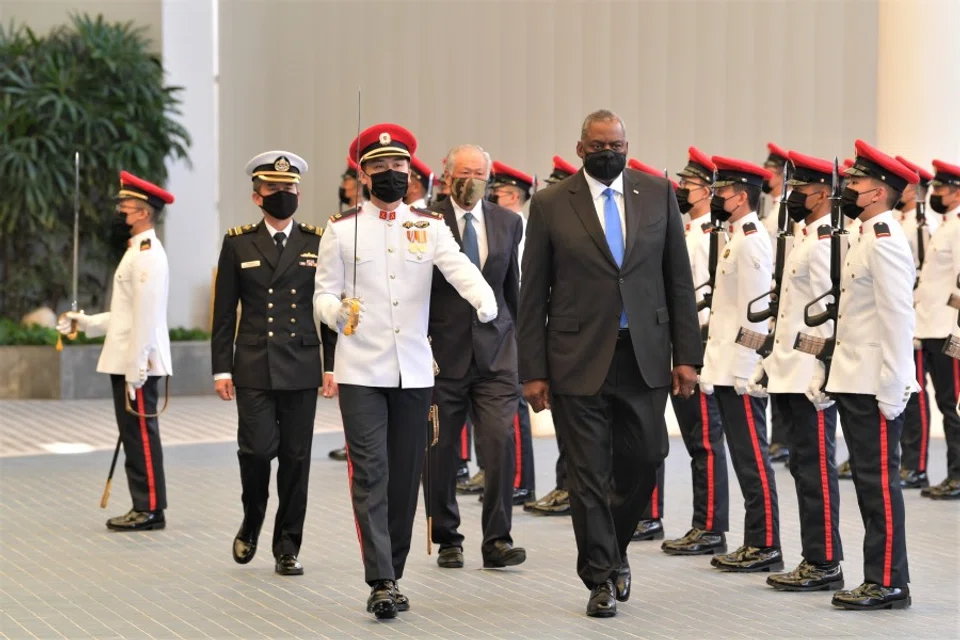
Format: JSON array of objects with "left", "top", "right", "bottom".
[{"left": 1, "top": 396, "right": 958, "bottom": 639}]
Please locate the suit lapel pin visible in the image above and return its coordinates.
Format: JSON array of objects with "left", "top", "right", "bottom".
[{"left": 632, "top": 189, "right": 639, "bottom": 194}]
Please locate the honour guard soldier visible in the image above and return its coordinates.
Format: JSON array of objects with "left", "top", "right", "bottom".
[
  {"left": 915, "top": 159, "right": 960, "bottom": 500},
  {"left": 313, "top": 124, "right": 497, "bottom": 619},
  {"left": 58, "top": 171, "right": 174, "bottom": 531},
  {"left": 749, "top": 151, "right": 844, "bottom": 591},
  {"left": 661, "top": 148, "right": 730, "bottom": 556},
  {"left": 819, "top": 140, "right": 917, "bottom": 610},
  {"left": 699, "top": 156, "right": 783, "bottom": 573},
  {"left": 892, "top": 156, "right": 938, "bottom": 489},
  {"left": 405, "top": 156, "right": 433, "bottom": 209},
  {"left": 212, "top": 150, "right": 332, "bottom": 576},
  {"left": 761, "top": 142, "right": 792, "bottom": 465},
  {"left": 426, "top": 147, "right": 527, "bottom": 571},
  {"left": 544, "top": 155, "right": 578, "bottom": 185}
]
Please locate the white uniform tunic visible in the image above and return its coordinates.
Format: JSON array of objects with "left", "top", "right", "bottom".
[
  {"left": 914, "top": 207, "right": 960, "bottom": 339},
  {"left": 314, "top": 201, "right": 496, "bottom": 388},
  {"left": 685, "top": 216, "right": 715, "bottom": 327}
]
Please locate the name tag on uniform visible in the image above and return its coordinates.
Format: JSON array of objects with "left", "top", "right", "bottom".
[{"left": 241, "top": 260, "right": 261, "bottom": 269}]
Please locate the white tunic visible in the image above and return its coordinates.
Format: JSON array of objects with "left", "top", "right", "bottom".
[
  {"left": 84, "top": 228, "right": 172, "bottom": 381},
  {"left": 685, "top": 216, "right": 715, "bottom": 327},
  {"left": 313, "top": 201, "right": 495, "bottom": 388},
  {"left": 826, "top": 211, "right": 917, "bottom": 404},
  {"left": 914, "top": 208, "right": 960, "bottom": 339}
]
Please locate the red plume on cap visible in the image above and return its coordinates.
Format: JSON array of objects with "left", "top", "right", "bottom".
[{"left": 766, "top": 142, "right": 789, "bottom": 161}]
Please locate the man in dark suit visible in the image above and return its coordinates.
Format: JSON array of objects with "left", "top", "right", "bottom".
[
  {"left": 427, "top": 145, "right": 527, "bottom": 570},
  {"left": 518, "top": 110, "right": 702, "bottom": 618},
  {"left": 211, "top": 150, "right": 336, "bottom": 576}
]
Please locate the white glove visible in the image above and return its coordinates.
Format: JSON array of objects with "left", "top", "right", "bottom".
[
  {"left": 336, "top": 298, "right": 365, "bottom": 333},
  {"left": 56, "top": 311, "right": 88, "bottom": 334},
  {"left": 747, "top": 362, "right": 768, "bottom": 398},
  {"left": 733, "top": 377, "right": 750, "bottom": 396},
  {"left": 477, "top": 300, "right": 498, "bottom": 323},
  {"left": 699, "top": 381, "right": 714, "bottom": 395},
  {"left": 913, "top": 338, "right": 922, "bottom": 351},
  {"left": 878, "top": 400, "right": 905, "bottom": 421},
  {"left": 126, "top": 382, "right": 138, "bottom": 401},
  {"left": 805, "top": 361, "right": 834, "bottom": 410}
]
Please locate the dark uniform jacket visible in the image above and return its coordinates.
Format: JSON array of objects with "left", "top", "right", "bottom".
[{"left": 212, "top": 221, "right": 335, "bottom": 390}]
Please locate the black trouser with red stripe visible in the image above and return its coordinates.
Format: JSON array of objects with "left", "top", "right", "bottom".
[
  {"left": 769, "top": 393, "right": 789, "bottom": 448},
  {"left": 777, "top": 393, "right": 842, "bottom": 565},
  {"left": 428, "top": 363, "right": 518, "bottom": 556},
  {"left": 835, "top": 393, "right": 909, "bottom": 587},
  {"left": 900, "top": 347, "right": 933, "bottom": 473},
  {"left": 339, "top": 384, "right": 431, "bottom": 585},
  {"left": 515, "top": 396, "right": 535, "bottom": 493},
  {"left": 109, "top": 375, "right": 166, "bottom": 512},
  {"left": 713, "top": 387, "right": 779, "bottom": 549},
  {"left": 640, "top": 463, "right": 665, "bottom": 520},
  {"left": 920, "top": 339, "right": 960, "bottom": 479},
  {"left": 669, "top": 389, "right": 729, "bottom": 532}
]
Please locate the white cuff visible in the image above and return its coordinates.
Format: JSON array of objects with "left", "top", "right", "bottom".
[{"left": 213, "top": 373, "right": 232, "bottom": 381}]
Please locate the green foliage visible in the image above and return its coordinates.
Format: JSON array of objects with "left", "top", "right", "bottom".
[
  {"left": 0, "top": 318, "right": 209, "bottom": 346},
  {"left": 0, "top": 14, "right": 190, "bottom": 320}
]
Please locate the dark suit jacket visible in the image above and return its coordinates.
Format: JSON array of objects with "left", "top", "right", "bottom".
[
  {"left": 428, "top": 198, "right": 523, "bottom": 380},
  {"left": 211, "top": 221, "right": 335, "bottom": 390},
  {"left": 518, "top": 169, "right": 702, "bottom": 395}
]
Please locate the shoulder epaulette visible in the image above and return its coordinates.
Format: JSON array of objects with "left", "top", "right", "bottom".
[
  {"left": 817, "top": 225, "right": 831, "bottom": 240},
  {"left": 742, "top": 222, "right": 758, "bottom": 236},
  {"left": 227, "top": 222, "right": 258, "bottom": 237},
  {"left": 299, "top": 222, "right": 323, "bottom": 237},
  {"left": 411, "top": 206, "right": 443, "bottom": 220},
  {"left": 874, "top": 222, "right": 891, "bottom": 238},
  {"left": 329, "top": 207, "right": 359, "bottom": 223}
]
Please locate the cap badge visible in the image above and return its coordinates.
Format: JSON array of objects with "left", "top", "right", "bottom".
[
  {"left": 379, "top": 132, "right": 391, "bottom": 145},
  {"left": 274, "top": 157, "right": 290, "bottom": 172}
]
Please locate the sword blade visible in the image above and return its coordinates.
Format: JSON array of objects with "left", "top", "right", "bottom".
[{"left": 71, "top": 151, "right": 80, "bottom": 311}]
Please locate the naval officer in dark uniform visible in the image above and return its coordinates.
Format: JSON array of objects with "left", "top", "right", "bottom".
[{"left": 211, "top": 150, "right": 335, "bottom": 576}]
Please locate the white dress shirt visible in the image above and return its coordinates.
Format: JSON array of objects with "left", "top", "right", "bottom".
[
  {"left": 452, "top": 198, "right": 488, "bottom": 269},
  {"left": 263, "top": 217, "right": 294, "bottom": 247},
  {"left": 584, "top": 171, "right": 626, "bottom": 244}
]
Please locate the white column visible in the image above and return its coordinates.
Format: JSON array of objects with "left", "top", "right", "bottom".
[
  {"left": 876, "top": 0, "right": 960, "bottom": 163},
  {"left": 161, "top": 0, "right": 219, "bottom": 330}
]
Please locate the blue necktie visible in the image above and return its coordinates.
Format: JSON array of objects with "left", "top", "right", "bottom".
[
  {"left": 603, "top": 188, "right": 627, "bottom": 327},
  {"left": 462, "top": 212, "right": 481, "bottom": 268}
]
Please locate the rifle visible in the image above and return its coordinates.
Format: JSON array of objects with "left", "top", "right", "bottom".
[
  {"left": 915, "top": 179, "right": 926, "bottom": 286},
  {"left": 693, "top": 180, "right": 724, "bottom": 343},
  {"left": 424, "top": 172, "right": 435, "bottom": 208},
  {"left": 736, "top": 162, "right": 792, "bottom": 358},
  {"left": 944, "top": 274, "right": 960, "bottom": 360},
  {"left": 793, "top": 158, "right": 847, "bottom": 388}
]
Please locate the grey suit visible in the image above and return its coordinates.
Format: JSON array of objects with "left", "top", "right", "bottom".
[{"left": 518, "top": 168, "right": 702, "bottom": 587}]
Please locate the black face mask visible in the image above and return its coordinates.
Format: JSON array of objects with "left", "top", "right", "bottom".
[
  {"left": 840, "top": 186, "right": 875, "bottom": 220},
  {"left": 761, "top": 180, "right": 773, "bottom": 195},
  {"left": 786, "top": 190, "right": 814, "bottom": 223},
  {"left": 894, "top": 200, "right": 906, "bottom": 211},
  {"left": 369, "top": 169, "right": 408, "bottom": 203},
  {"left": 583, "top": 149, "right": 627, "bottom": 182},
  {"left": 338, "top": 187, "right": 350, "bottom": 206},
  {"left": 930, "top": 194, "right": 948, "bottom": 214},
  {"left": 676, "top": 186, "right": 708, "bottom": 215},
  {"left": 260, "top": 190, "right": 298, "bottom": 219},
  {"left": 710, "top": 194, "right": 734, "bottom": 223}
]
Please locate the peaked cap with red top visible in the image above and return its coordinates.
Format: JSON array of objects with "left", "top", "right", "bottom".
[
  {"left": 787, "top": 151, "right": 833, "bottom": 187},
  {"left": 711, "top": 156, "right": 772, "bottom": 189},
  {"left": 116, "top": 171, "right": 174, "bottom": 211},
  {"left": 894, "top": 155, "right": 934, "bottom": 186},
  {"left": 764, "top": 142, "right": 790, "bottom": 168},
  {"left": 492, "top": 160, "right": 535, "bottom": 193},
  {"left": 677, "top": 146, "right": 716, "bottom": 184},
  {"left": 845, "top": 139, "right": 919, "bottom": 192},
  {"left": 932, "top": 159, "right": 960, "bottom": 187},
  {"left": 545, "top": 156, "right": 578, "bottom": 184},
  {"left": 348, "top": 123, "right": 417, "bottom": 166},
  {"left": 409, "top": 156, "right": 433, "bottom": 189}
]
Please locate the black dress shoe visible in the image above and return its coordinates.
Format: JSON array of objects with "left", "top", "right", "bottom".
[
  {"left": 837, "top": 459, "right": 853, "bottom": 480},
  {"left": 923, "top": 477, "right": 960, "bottom": 500},
  {"left": 232, "top": 518, "right": 262, "bottom": 564},
  {"left": 482, "top": 541, "right": 526, "bottom": 568},
  {"left": 631, "top": 519, "right": 664, "bottom": 541},
  {"left": 275, "top": 554, "right": 303, "bottom": 576},
  {"left": 106, "top": 509, "right": 165, "bottom": 532},
  {"left": 767, "top": 560, "right": 844, "bottom": 591},
  {"left": 831, "top": 582, "right": 911, "bottom": 610},
  {"left": 586, "top": 581, "right": 617, "bottom": 618},
  {"left": 455, "top": 463, "right": 470, "bottom": 487},
  {"left": 769, "top": 442, "right": 790, "bottom": 464},
  {"left": 367, "top": 580, "right": 398, "bottom": 619},
  {"left": 328, "top": 446, "right": 348, "bottom": 461},
  {"left": 615, "top": 563, "right": 631, "bottom": 602},
  {"left": 437, "top": 545, "right": 464, "bottom": 569},
  {"left": 527, "top": 489, "right": 571, "bottom": 516},
  {"left": 662, "top": 528, "right": 727, "bottom": 556},
  {"left": 512, "top": 488, "right": 534, "bottom": 506},
  {"left": 899, "top": 469, "right": 929, "bottom": 489},
  {"left": 395, "top": 584, "right": 410, "bottom": 612},
  {"left": 457, "top": 469, "right": 485, "bottom": 494},
  {"left": 712, "top": 545, "right": 784, "bottom": 572}
]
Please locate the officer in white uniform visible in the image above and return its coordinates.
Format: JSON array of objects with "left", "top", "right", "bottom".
[
  {"left": 915, "top": 159, "right": 960, "bottom": 500},
  {"left": 58, "top": 171, "right": 173, "bottom": 531},
  {"left": 313, "top": 123, "right": 496, "bottom": 620},
  {"left": 891, "top": 156, "right": 939, "bottom": 489},
  {"left": 820, "top": 140, "right": 917, "bottom": 610},
  {"left": 750, "top": 151, "right": 844, "bottom": 592},
  {"left": 699, "top": 156, "right": 782, "bottom": 573}
]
